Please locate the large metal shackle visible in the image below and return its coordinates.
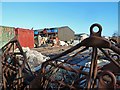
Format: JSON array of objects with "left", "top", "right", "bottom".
[{"left": 90, "top": 23, "right": 102, "bottom": 36}]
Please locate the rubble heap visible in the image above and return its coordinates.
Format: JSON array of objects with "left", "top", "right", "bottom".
[{"left": 0, "top": 23, "right": 120, "bottom": 90}]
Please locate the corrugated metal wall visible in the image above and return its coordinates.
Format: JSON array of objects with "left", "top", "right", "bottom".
[
  {"left": 0, "top": 26, "right": 15, "bottom": 48},
  {"left": 58, "top": 26, "right": 74, "bottom": 41}
]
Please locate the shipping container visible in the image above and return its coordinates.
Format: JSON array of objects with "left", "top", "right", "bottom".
[
  {"left": 34, "top": 30, "right": 39, "bottom": 35},
  {"left": 46, "top": 29, "right": 58, "bottom": 33},
  {"left": 15, "top": 28, "right": 34, "bottom": 48},
  {"left": 0, "top": 26, "right": 15, "bottom": 48},
  {"left": 51, "top": 29, "right": 54, "bottom": 32},
  {"left": 47, "top": 30, "right": 51, "bottom": 33},
  {"left": 54, "top": 29, "right": 58, "bottom": 33}
]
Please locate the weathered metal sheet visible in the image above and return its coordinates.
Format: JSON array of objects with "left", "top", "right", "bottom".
[
  {"left": 15, "top": 28, "right": 34, "bottom": 48},
  {"left": 0, "top": 26, "right": 15, "bottom": 48}
]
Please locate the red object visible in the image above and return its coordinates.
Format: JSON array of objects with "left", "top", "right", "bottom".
[
  {"left": 15, "top": 28, "right": 34, "bottom": 48},
  {"left": 43, "top": 29, "right": 47, "bottom": 34}
]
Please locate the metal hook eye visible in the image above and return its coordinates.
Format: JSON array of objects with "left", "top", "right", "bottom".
[{"left": 90, "top": 23, "right": 102, "bottom": 36}]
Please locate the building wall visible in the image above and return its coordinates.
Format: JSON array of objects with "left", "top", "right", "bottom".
[
  {"left": 58, "top": 26, "right": 74, "bottom": 41},
  {"left": 0, "top": 26, "right": 15, "bottom": 48}
]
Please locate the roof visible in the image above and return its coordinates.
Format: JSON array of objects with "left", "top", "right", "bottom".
[
  {"left": 0, "top": 25, "right": 15, "bottom": 28},
  {"left": 58, "top": 26, "right": 74, "bottom": 32},
  {"left": 75, "top": 33, "right": 89, "bottom": 36},
  {"left": 34, "top": 29, "right": 44, "bottom": 31},
  {"left": 34, "top": 26, "right": 75, "bottom": 33}
]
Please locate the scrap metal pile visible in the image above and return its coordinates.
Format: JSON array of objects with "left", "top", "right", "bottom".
[
  {"left": 1, "top": 23, "right": 120, "bottom": 90},
  {"left": 1, "top": 37, "right": 35, "bottom": 89}
]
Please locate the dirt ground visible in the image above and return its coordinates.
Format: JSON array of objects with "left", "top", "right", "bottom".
[{"left": 32, "top": 46, "right": 72, "bottom": 56}]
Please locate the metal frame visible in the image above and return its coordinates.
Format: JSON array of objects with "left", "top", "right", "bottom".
[{"left": 30, "top": 23, "right": 120, "bottom": 90}]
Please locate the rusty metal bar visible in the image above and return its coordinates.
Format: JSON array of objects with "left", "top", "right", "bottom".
[
  {"left": 1, "top": 23, "right": 120, "bottom": 90},
  {"left": 34, "top": 23, "right": 120, "bottom": 90},
  {"left": 110, "top": 45, "right": 120, "bottom": 55},
  {"left": 99, "top": 48, "right": 120, "bottom": 69},
  {"left": 1, "top": 37, "right": 34, "bottom": 90},
  {"left": 86, "top": 47, "right": 98, "bottom": 89}
]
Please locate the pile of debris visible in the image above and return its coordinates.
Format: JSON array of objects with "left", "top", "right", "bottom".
[
  {"left": 0, "top": 23, "right": 120, "bottom": 90},
  {"left": 15, "top": 47, "right": 50, "bottom": 72},
  {"left": 29, "top": 23, "right": 120, "bottom": 89},
  {"left": 0, "top": 37, "right": 50, "bottom": 89}
]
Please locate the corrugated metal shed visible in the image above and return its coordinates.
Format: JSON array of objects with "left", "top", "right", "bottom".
[
  {"left": 0, "top": 26, "right": 15, "bottom": 48},
  {"left": 58, "top": 26, "right": 75, "bottom": 41}
]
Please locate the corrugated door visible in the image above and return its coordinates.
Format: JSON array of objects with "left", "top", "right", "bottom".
[{"left": 15, "top": 28, "right": 34, "bottom": 48}]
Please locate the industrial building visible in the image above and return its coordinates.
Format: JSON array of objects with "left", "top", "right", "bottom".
[
  {"left": 34, "top": 26, "right": 75, "bottom": 47},
  {"left": 34, "top": 26, "right": 75, "bottom": 41},
  {"left": 0, "top": 25, "right": 75, "bottom": 48},
  {"left": 57, "top": 26, "right": 74, "bottom": 41}
]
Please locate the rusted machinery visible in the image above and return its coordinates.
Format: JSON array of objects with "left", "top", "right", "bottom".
[
  {"left": 1, "top": 37, "right": 34, "bottom": 90},
  {"left": 30, "top": 23, "right": 120, "bottom": 90},
  {"left": 1, "top": 23, "right": 120, "bottom": 90}
]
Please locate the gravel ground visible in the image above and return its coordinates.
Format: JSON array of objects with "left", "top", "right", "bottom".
[{"left": 32, "top": 46, "right": 72, "bottom": 56}]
